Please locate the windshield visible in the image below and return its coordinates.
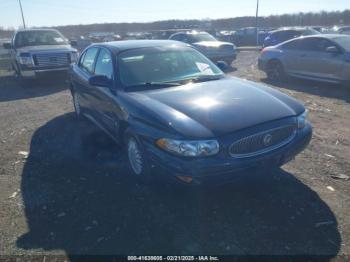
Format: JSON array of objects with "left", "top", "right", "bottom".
[
  {"left": 14, "top": 30, "right": 68, "bottom": 48},
  {"left": 118, "top": 47, "right": 224, "bottom": 89},
  {"left": 302, "top": 28, "right": 321, "bottom": 35},
  {"left": 188, "top": 33, "right": 217, "bottom": 43},
  {"left": 333, "top": 36, "right": 350, "bottom": 51}
]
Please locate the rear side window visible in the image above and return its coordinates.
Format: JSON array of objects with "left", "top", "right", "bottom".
[
  {"left": 80, "top": 47, "right": 99, "bottom": 74},
  {"left": 282, "top": 39, "right": 301, "bottom": 50},
  {"left": 94, "top": 48, "right": 114, "bottom": 80}
]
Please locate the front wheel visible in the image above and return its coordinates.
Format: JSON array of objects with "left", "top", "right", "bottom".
[{"left": 126, "top": 134, "right": 151, "bottom": 182}]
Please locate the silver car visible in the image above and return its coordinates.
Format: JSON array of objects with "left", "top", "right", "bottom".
[
  {"left": 258, "top": 35, "right": 350, "bottom": 85},
  {"left": 169, "top": 31, "right": 237, "bottom": 65},
  {"left": 3, "top": 29, "right": 78, "bottom": 85}
]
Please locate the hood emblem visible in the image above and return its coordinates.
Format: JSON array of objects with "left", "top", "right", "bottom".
[{"left": 263, "top": 134, "right": 273, "bottom": 146}]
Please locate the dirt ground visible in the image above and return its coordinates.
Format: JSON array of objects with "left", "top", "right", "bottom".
[{"left": 0, "top": 51, "right": 349, "bottom": 260}]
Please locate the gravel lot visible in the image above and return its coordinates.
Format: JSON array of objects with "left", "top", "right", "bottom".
[{"left": 0, "top": 51, "right": 349, "bottom": 260}]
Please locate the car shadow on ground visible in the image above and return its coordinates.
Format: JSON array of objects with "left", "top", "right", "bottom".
[
  {"left": 262, "top": 77, "right": 350, "bottom": 104},
  {"left": 17, "top": 113, "right": 341, "bottom": 258},
  {"left": 0, "top": 72, "right": 68, "bottom": 102}
]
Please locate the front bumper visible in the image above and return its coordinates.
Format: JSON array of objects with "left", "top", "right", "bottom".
[
  {"left": 19, "top": 65, "right": 70, "bottom": 78},
  {"left": 209, "top": 53, "right": 237, "bottom": 64},
  {"left": 144, "top": 123, "right": 312, "bottom": 184}
]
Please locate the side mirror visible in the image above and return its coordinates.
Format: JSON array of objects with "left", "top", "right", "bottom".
[
  {"left": 3, "top": 42, "right": 12, "bottom": 49},
  {"left": 70, "top": 40, "right": 78, "bottom": 47},
  {"left": 326, "top": 46, "right": 340, "bottom": 54},
  {"left": 216, "top": 61, "right": 230, "bottom": 73},
  {"left": 88, "top": 75, "right": 112, "bottom": 88}
]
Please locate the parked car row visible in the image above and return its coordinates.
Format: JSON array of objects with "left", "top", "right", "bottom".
[{"left": 2, "top": 29, "right": 237, "bottom": 86}]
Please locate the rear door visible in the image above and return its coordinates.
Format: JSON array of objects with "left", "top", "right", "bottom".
[{"left": 280, "top": 39, "right": 303, "bottom": 75}]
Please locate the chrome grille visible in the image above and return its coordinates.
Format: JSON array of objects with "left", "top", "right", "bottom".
[
  {"left": 229, "top": 125, "right": 296, "bottom": 158},
  {"left": 33, "top": 53, "right": 70, "bottom": 67}
]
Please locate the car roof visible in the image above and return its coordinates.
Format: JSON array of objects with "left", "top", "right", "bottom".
[
  {"left": 171, "top": 31, "right": 209, "bottom": 36},
  {"left": 275, "top": 34, "right": 349, "bottom": 47},
  {"left": 296, "top": 34, "right": 348, "bottom": 40},
  {"left": 270, "top": 27, "right": 313, "bottom": 34},
  {"left": 90, "top": 40, "right": 191, "bottom": 54}
]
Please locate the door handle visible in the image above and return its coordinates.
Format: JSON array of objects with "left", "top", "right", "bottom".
[{"left": 300, "top": 54, "right": 307, "bottom": 57}]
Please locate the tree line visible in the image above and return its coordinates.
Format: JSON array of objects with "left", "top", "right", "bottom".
[{"left": 1, "top": 9, "right": 349, "bottom": 38}]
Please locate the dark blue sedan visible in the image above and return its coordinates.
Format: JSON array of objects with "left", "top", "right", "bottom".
[{"left": 69, "top": 40, "right": 312, "bottom": 185}]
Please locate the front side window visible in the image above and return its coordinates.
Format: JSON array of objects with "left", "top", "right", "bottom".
[
  {"left": 118, "top": 47, "right": 223, "bottom": 89},
  {"left": 14, "top": 30, "right": 68, "bottom": 48},
  {"left": 80, "top": 47, "right": 99, "bottom": 74},
  {"left": 282, "top": 39, "right": 301, "bottom": 50},
  {"left": 299, "top": 38, "right": 336, "bottom": 52},
  {"left": 94, "top": 49, "right": 113, "bottom": 80}
]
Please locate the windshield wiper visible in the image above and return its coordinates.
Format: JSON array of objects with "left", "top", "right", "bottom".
[
  {"left": 126, "top": 81, "right": 182, "bottom": 90},
  {"left": 185, "top": 75, "right": 224, "bottom": 83}
]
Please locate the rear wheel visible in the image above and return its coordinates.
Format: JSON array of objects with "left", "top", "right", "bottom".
[{"left": 266, "top": 60, "right": 285, "bottom": 83}]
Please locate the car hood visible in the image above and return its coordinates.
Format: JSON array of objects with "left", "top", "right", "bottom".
[
  {"left": 127, "top": 77, "right": 304, "bottom": 138},
  {"left": 192, "top": 41, "right": 234, "bottom": 48},
  {"left": 16, "top": 45, "right": 76, "bottom": 54}
]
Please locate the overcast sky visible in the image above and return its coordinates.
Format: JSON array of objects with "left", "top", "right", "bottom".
[{"left": 0, "top": 0, "right": 349, "bottom": 28}]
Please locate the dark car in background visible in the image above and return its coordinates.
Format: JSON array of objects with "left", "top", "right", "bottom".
[
  {"left": 232, "top": 27, "right": 270, "bottom": 46},
  {"left": 70, "top": 40, "right": 312, "bottom": 185},
  {"left": 263, "top": 27, "right": 320, "bottom": 48},
  {"left": 169, "top": 31, "right": 237, "bottom": 65},
  {"left": 258, "top": 35, "right": 350, "bottom": 84},
  {"left": 3, "top": 29, "right": 78, "bottom": 85}
]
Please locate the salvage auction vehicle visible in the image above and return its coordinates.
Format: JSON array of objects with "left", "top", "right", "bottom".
[
  {"left": 169, "top": 31, "right": 237, "bottom": 65},
  {"left": 3, "top": 29, "right": 78, "bottom": 85},
  {"left": 259, "top": 35, "right": 350, "bottom": 85},
  {"left": 70, "top": 40, "right": 312, "bottom": 185}
]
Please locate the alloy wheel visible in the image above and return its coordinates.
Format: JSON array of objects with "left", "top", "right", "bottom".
[{"left": 127, "top": 138, "right": 143, "bottom": 175}]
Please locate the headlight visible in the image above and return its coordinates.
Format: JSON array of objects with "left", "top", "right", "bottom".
[
  {"left": 156, "top": 138, "right": 219, "bottom": 157},
  {"left": 297, "top": 111, "right": 308, "bottom": 129},
  {"left": 70, "top": 51, "right": 79, "bottom": 64},
  {"left": 17, "top": 53, "right": 33, "bottom": 66}
]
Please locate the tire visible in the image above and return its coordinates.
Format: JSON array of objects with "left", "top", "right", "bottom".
[
  {"left": 14, "top": 67, "right": 32, "bottom": 88},
  {"left": 266, "top": 60, "right": 286, "bottom": 83},
  {"left": 72, "top": 91, "right": 82, "bottom": 119},
  {"left": 125, "top": 131, "right": 152, "bottom": 182}
]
